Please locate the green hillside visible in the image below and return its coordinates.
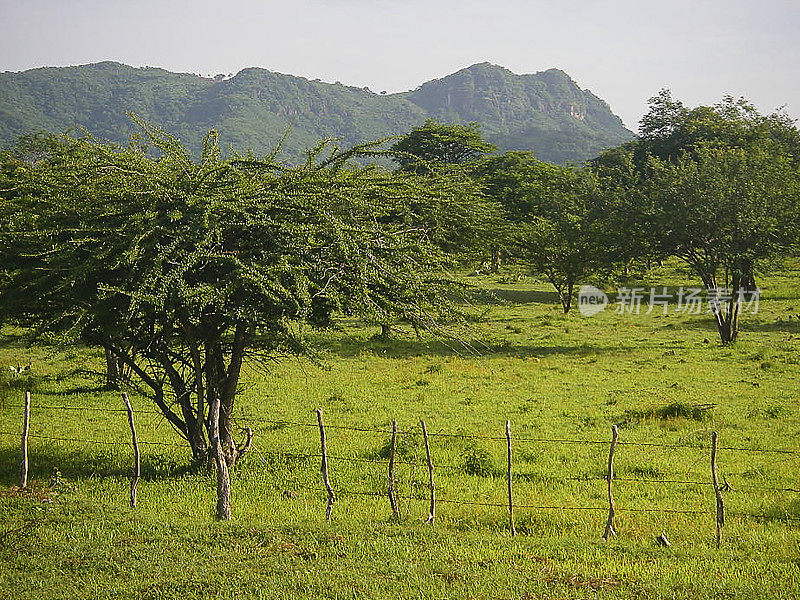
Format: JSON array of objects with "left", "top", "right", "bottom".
[
  {"left": 407, "top": 62, "right": 632, "bottom": 164},
  {"left": 0, "top": 61, "right": 633, "bottom": 164}
]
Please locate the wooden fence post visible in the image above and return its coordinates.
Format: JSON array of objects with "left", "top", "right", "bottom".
[
  {"left": 210, "top": 393, "right": 231, "bottom": 520},
  {"left": 388, "top": 419, "right": 400, "bottom": 519},
  {"left": 506, "top": 421, "right": 516, "bottom": 536},
  {"left": 420, "top": 419, "right": 435, "bottom": 524},
  {"left": 20, "top": 391, "right": 30, "bottom": 489},
  {"left": 711, "top": 431, "right": 724, "bottom": 548},
  {"left": 121, "top": 393, "right": 141, "bottom": 508},
  {"left": 316, "top": 408, "right": 336, "bottom": 521},
  {"left": 603, "top": 425, "right": 618, "bottom": 540}
]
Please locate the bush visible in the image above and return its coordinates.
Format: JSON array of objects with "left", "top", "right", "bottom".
[
  {"left": 462, "top": 444, "right": 496, "bottom": 477},
  {"left": 621, "top": 401, "right": 715, "bottom": 425}
]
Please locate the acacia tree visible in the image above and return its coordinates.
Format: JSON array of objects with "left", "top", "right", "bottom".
[
  {"left": 0, "top": 125, "right": 471, "bottom": 465},
  {"left": 639, "top": 145, "right": 799, "bottom": 343},
  {"left": 390, "top": 119, "right": 497, "bottom": 171}
]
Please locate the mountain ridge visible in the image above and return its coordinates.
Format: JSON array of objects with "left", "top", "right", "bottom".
[{"left": 0, "top": 61, "right": 634, "bottom": 164}]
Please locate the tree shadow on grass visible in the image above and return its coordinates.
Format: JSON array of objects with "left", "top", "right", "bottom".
[
  {"left": 465, "top": 288, "right": 561, "bottom": 306},
  {"left": 323, "top": 335, "right": 636, "bottom": 360},
  {"left": 50, "top": 384, "right": 109, "bottom": 396},
  {"left": 0, "top": 444, "right": 199, "bottom": 486},
  {"left": 741, "top": 319, "right": 800, "bottom": 334},
  {"left": 675, "top": 316, "right": 800, "bottom": 336},
  {"left": 0, "top": 369, "right": 108, "bottom": 400},
  {"left": 0, "top": 328, "right": 37, "bottom": 348},
  {"left": 759, "top": 498, "right": 800, "bottom": 524}
]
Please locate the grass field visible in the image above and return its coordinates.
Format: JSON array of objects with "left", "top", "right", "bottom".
[{"left": 1, "top": 262, "right": 799, "bottom": 599}]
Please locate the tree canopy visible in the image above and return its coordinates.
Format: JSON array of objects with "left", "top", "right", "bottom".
[
  {"left": 471, "top": 151, "right": 613, "bottom": 311},
  {"left": 637, "top": 145, "right": 799, "bottom": 342},
  {"left": 0, "top": 125, "right": 477, "bottom": 463},
  {"left": 390, "top": 119, "right": 497, "bottom": 171},
  {"left": 591, "top": 92, "right": 800, "bottom": 343},
  {"left": 508, "top": 162, "right": 608, "bottom": 313},
  {"left": 598, "top": 89, "right": 800, "bottom": 170}
]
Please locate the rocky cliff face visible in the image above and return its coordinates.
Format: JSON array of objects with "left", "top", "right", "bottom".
[
  {"left": 403, "top": 63, "right": 631, "bottom": 163},
  {"left": 0, "top": 61, "right": 633, "bottom": 164}
]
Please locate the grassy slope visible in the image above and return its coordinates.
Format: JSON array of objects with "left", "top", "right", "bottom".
[{"left": 0, "top": 262, "right": 798, "bottom": 599}]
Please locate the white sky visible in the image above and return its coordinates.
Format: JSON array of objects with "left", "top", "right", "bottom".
[{"left": 1, "top": 0, "right": 798, "bottom": 130}]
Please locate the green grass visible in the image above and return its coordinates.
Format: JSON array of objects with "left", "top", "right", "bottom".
[{"left": 1, "top": 262, "right": 799, "bottom": 599}]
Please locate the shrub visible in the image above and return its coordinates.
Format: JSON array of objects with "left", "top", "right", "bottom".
[{"left": 462, "top": 444, "right": 496, "bottom": 477}]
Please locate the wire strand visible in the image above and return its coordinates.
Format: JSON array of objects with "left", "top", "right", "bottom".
[{"left": 3, "top": 404, "right": 798, "bottom": 455}]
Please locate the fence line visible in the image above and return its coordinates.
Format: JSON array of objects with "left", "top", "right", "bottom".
[
  {"left": 7, "top": 427, "right": 798, "bottom": 495},
  {"left": 0, "top": 429, "right": 797, "bottom": 493},
  {"left": 5, "top": 402, "right": 800, "bottom": 456},
  {"left": 0, "top": 431, "right": 177, "bottom": 447},
  {"left": 1, "top": 404, "right": 163, "bottom": 415},
  {"left": 283, "top": 484, "right": 800, "bottom": 521},
  {"left": 2, "top": 398, "right": 800, "bottom": 539}
]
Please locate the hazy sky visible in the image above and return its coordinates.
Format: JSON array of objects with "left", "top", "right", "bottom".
[{"left": 1, "top": 0, "right": 798, "bottom": 129}]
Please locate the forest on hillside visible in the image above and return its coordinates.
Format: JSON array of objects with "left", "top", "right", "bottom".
[{"left": 0, "top": 61, "right": 633, "bottom": 164}]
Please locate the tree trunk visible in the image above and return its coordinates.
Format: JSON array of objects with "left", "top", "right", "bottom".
[
  {"left": 715, "top": 307, "right": 740, "bottom": 344},
  {"left": 160, "top": 353, "right": 208, "bottom": 463},
  {"left": 565, "top": 282, "right": 574, "bottom": 313},
  {"left": 741, "top": 262, "right": 758, "bottom": 292},
  {"left": 103, "top": 325, "right": 252, "bottom": 468},
  {"left": 177, "top": 381, "right": 208, "bottom": 463},
  {"left": 556, "top": 281, "right": 574, "bottom": 313},
  {"left": 104, "top": 347, "right": 120, "bottom": 390},
  {"left": 221, "top": 324, "right": 248, "bottom": 465},
  {"left": 490, "top": 246, "right": 501, "bottom": 274},
  {"left": 204, "top": 324, "right": 250, "bottom": 468},
  {"left": 720, "top": 273, "right": 742, "bottom": 344},
  {"left": 703, "top": 272, "right": 741, "bottom": 345},
  {"left": 205, "top": 339, "right": 228, "bottom": 461},
  {"left": 559, "top": 293, "right": 571, "bottom": 313}
]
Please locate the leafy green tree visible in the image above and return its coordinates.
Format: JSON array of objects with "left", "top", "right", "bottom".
[
  {"left": 473, "top": 151, "right": 542, "bottom": 222},
  {"left": 387, "top": 121, "right": 504, "bottom": 274},
  {"left": 640, "top": 90, "right": 800, "bottom": 160},
  {"left": 475, "top": 152, "right": 610, "bottom": 311},
  {"left": 511, "top": 163, "right": 608, "bottom": 312},
  {"left": 589, "top": 146, "right": 670, "bottom": 275},
  {"left": 382, "top": 161, "right": 504, "bottom": 262},
  {"left": 467, "top": 151, "right": 544, "bottom": 273},
  {"left": 592, "top": 91, "right": 800, "bottom": 296},
  {"left": 0, "top": 126, "right": 469, "bottom": 465},
  {"left": 390, "top": 119, "right": 497, "bottom": 171},
  {"left": 635, "top": 145, "right": 799, "bottom": 343}
]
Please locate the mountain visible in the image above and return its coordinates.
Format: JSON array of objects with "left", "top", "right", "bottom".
[{"left": 0, "top": 61, "right": 633, "bottom": 164}]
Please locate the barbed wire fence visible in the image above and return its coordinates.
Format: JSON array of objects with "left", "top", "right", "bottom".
[{"left": 2, "top": 393, "right": 799, "bottom": 546}]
